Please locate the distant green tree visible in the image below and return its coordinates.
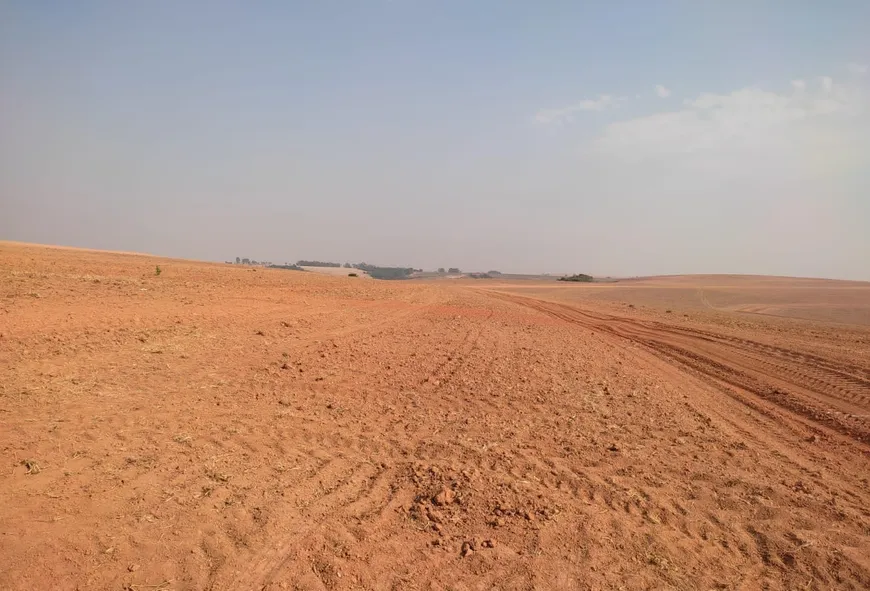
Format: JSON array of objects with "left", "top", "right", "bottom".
[
  {"left": 448, "top": 267, "right": 460, "bottom": 274},
  {"left": 297, "top": 260, "right": 341, "bottom": 267},
  {"left": 437, "top": 268, "right": 445, "bottom": 274},
  {"left": 356, "top": 263, "right": 415, "bottom": 280},
  {"left": 267, "top": 263, "right": 304, "bottom": 271},
  {"left": 558, "top": 273, "right": 594, "bottom": 282},
  {"left": 235, "top": 257, "right": 241, "bottom": 264}
]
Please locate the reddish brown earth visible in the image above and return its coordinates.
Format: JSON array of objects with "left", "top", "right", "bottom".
[{"left": 2, "top": 243, "right": 870, "bottom": 591}]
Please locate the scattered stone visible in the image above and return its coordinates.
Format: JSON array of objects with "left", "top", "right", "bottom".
[
  {"left": 128, "top": 564, "right": 140, "bottom": 572},
  {"left": 461, "top": 541, "right": 474, "bottom": 557},
  {"left": 608, "top": 444, "right": 620, "bottom": 452},
  {"left": 482, "top": 539, "right": 495, "bottom": 549}
]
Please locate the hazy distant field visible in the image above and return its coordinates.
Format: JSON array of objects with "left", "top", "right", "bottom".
[{"left": 481, "top": 274, "right": 870, "bottom": 326}]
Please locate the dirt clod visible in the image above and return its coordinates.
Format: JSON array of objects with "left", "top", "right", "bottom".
[{"left": 433, "top": 487, "right": 456, "bottom": 506}]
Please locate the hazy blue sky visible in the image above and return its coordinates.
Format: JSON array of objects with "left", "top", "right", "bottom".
[{"left": 1, "top": 2, "right": 868, "bottom": 278}]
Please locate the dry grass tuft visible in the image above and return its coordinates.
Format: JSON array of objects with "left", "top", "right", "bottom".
[{"left": 21, "top": 459, "right": 41, "bottom": 474}]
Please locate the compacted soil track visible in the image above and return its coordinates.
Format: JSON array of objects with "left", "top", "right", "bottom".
[{"left": 487, "top": 291, "right": 870, "bottom": 446}]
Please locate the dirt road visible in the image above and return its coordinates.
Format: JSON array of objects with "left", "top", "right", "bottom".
[
  {"left": 2, "top": 243, "right": 869, "bottom": 590},
  {"left": 486, "top": 291, "right": 870, "bottom": 446}
]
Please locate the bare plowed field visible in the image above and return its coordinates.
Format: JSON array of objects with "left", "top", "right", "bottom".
[{"left": 2, "top": 244, "right": 869, "bottom": 590}]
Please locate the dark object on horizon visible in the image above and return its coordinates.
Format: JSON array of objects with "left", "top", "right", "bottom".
[
  {"left": 235, "top": 257, "right": 241, "bottom": 264},
  {"left": 437, "top": 268, "right": 446, "bottom": 274},
  {"left": 448, "top": 267, "right": 460, "bottom": 274},
  {"left": 348, "top": 272, "right": 359, "bottom": 277},
  {"left": 268, "top": 264, "right": 304, "bottom": 271},
  {"left": 356, "top": 262, "right": 414, "bottom": 280},
  {"left": 559, "top": 273, "right": 594, "bottom": 282}
]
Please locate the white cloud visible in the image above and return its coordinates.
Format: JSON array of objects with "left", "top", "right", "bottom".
[
  {"left": 596, "top": 78, "right": 859, "bottom": 158},
  {"left": 534, "top": 94, "right": 617, "bottom": 124},
  {"left": 654, "top": 84, "right": 671, "bottom": 98},
  {"left": 847, "top": 62, "right": 868, "bottom": 75},
  {"left": 564, "top": 74, "right": 869, "bottom": 279}
]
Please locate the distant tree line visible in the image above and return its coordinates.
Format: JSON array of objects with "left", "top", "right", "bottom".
[
  {"left": 232, "top": 256, "right": 428, "bottom": 280},
  {"left": 297, "top": 260, "right": 342, "bottom": 267},
  {"left": 558, "top": 273, "right": 594, "bottom": 282},
  {"left": 466, "top": 270, "right": 502, "bottom": 279},
  {"left": 268, "top": 263, "right": 304, "bottom": 271},
  {"left": 234, "top": 257, "right": 273, "bottom": 266},
  {"left": 355, "top": 262, "right": 416, "bottom": 280}
]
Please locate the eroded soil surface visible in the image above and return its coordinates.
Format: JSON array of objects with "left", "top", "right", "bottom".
[{"left": 2, "top": 243, "right": 869, "bottom": 590}]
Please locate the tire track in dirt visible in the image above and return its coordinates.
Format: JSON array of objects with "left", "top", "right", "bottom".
[
  {"left": 656, "top": 321, "right": 870, "bottom": 385},
  {"left": 419, "top": 310, "right": 494, "bottom": 398},
  {"left": 600, "top": 319, "right": 870, "bottom": 421},
  {"left": 487, "top": 291, "right": 870, "bottom": 446},
  {"left": 225, "top": 449, "right": 401, "bottom": 589},
  {"left": 220, "top": 296, "right": 456, "bottom": 590}
]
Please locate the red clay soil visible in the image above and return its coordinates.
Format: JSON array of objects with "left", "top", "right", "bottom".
[{"left": 1, "top": 243, "right": 869, "bottom": 590}]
